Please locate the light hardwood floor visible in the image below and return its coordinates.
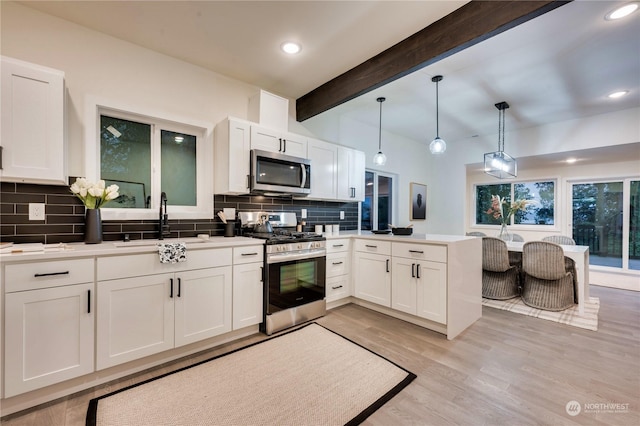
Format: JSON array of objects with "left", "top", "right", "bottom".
[{"left": 2, "top": 285, "right": 639, "bottom": 426}]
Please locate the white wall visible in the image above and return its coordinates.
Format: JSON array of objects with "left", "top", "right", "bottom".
[{"left": 1, "top": 1, "right": 259, "bottom": 178}]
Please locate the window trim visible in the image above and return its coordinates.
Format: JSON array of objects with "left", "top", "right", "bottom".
[
  {"left": 85, "top": 96, "right": 213, "bottom": 220},
  {"left": 472, "top": 178, "right": 559, "bottom": 230}
]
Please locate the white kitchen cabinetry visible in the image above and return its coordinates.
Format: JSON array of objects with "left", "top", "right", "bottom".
[
  {"left": 326, "top": 239, "right": 351, "bottom": 304},
  {"left": 250, "top": 125, "right": 307, "bottom": 157},
  {"left": 214, "top": 117, "right": 251, "bottom": 194},
  {"left": 3, "top": 259, "right": 94, "bottom": 397},
  {"left": 0, "top": 56, "right": 66, "bottom": 184},
  {"left": 353, "top": 240, "right": 391, "bottom": 307},
  {"left": 248, "top": 90, "right": 289, "bottom": 131},
  {"left": 307, "top": 138, "right": 338, "bottom": 200},
  {"left": 337, "top": 146, "right": 365, "bottom": 201},
  {"left": 96, "top": 249, "right": 233, "bottom": 370},
  {"left": 232, "top": 245, "right": 264, "bottom": 330},
  {"left": 391, "top": 242, "right": 447, "bottom": 324}
]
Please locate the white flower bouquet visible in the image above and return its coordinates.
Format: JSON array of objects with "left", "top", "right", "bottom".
[{"left": 70, "top": 178, "right": 120, "bottom": 209}]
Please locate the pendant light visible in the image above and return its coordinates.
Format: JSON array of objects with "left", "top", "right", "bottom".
[
  {"left": 429, "top": 75, "right": 446, "bottom": 154},
  {"left": 484, "top": 101, "right": 517, "bottom": 179},
  {"left": 373, "top": 97, "right": 387, "bottom": 166}
]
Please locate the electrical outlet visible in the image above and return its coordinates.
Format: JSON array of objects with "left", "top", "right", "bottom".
[
  {"left": 340, "top": 211, "right": 345, "bottom": 220},
  {"left": 29, "top": 203, "right": 46, "bottom": 221}
]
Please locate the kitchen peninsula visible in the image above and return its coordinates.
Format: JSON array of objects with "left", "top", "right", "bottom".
[{"left": 331, "top": 232, "right": 482, "bottom": 341}]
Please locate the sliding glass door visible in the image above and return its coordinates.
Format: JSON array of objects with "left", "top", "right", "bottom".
[{"left": 571, "top": 178, "right": 640, "bottom": 271}]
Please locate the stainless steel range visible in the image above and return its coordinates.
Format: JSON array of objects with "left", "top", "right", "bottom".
[{"left": 239, "top": 212, "right": 326, "bottom": 335}]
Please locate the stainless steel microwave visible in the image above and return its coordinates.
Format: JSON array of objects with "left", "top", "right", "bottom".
[{"left": 250, "top": 149, "right": 311, "bottom": 196}]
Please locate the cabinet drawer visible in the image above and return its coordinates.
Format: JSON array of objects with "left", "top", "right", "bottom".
[
  {"left": 354, "top": 239, "right": 391, "bottom": 255},
  {"left": 326, "top": 275, "right": 349, "bottom": 301},
  {"left": 326, "top": 239, "right": 350, "bottom": 253},
  {"left": 326, "top": 253, "right": 349, "bottom": 278},
  {"left": 5, "top": 258, "right": 94, "bottom": 293},
  {"left": 233, "top": 245, "right": 264, "bottom": 264},
  {"left": 392, "top": 243, "right": 447, "bottom": 263},
  {"left": 97, "top": 248, "right": 232, "bottom": 281}
]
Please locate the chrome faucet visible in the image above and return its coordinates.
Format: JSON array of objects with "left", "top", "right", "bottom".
[{"left": 158, "top": 192, "right": 170, "bottom": 240}]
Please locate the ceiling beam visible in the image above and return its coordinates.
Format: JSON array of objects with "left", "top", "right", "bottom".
[{"left": 296, "top": 0, "right": 571, "bottom": 122}]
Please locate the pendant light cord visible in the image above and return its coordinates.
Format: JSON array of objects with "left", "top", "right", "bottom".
[
  {"left": 377, "top": 97, "right": 384, "bottom": 151},
  {"left": 435, "top": 80, "right": 440, "bottom": 138}
]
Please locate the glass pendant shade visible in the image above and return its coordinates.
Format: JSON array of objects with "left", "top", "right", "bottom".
[
  {"left": 373, "top": 151, "right": 387, "bottom": 166},
  {"left": 485, "top": 101, "right": 517, "bottom": 179},
  {"left": 373, "top": 97, "right": 387, "bottom": 166},
  {"left": 429, "top": 137, "right": 446, "bottom": 154},
  {"left": 430, "top": 75, "right": 446, "bottom": 154}
]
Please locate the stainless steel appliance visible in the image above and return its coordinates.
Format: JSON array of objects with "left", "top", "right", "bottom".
[
  {"left": 239, "top": 212, "right": 326, "bottom": 335},
  {"left": 250, "top": 150, "right": 311, "bottom": 196}
]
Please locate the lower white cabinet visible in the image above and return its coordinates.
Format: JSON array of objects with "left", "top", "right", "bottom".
[
  {"left": 4, "top": 282, "right": 94, "bottom": 397},
  {"left": 326, "top": 239, "right": 351, "bottom": 302},
  {"left": 232, "top": 263, "right": 263, "bottom": 329},
  {"left": 391, "top": 258, "right": 447, "bottom": 324},
  {"left": 353, "top": 251, "right": 391, "bottom": 307},
  {"left": 96, "top": 266, "right": 232, "bottom": 370}
]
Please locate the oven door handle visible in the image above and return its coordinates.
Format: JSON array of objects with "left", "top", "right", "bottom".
[{"left": 267, "top": 249, "right": 326, "bottom": 264}]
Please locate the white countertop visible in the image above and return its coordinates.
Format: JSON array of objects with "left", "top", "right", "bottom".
[
  {"left": 325, "top": 230, "right": 474, "bottom": 244},
  {"left": 0, "top": 236, "right": 261, "bottom": 263}
]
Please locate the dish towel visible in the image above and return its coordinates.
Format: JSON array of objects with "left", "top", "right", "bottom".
[{"left": 157, "top": 242, "right": 187, "bottom": 264}]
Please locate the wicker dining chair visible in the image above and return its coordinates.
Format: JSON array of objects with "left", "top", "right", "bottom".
[
  {"left": 542, "top": 235, "right": 576, "bottom": 245},
  {"left": 521, "top": 241, "right": 575, "bottom": 311},
  {"left": 482, "top": 237, "right": 520, "bottom": 300}
]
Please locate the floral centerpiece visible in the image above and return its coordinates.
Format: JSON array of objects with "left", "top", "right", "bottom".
[
  {"left": 70, "top": 178, "right": 119, "bottom": 244},
  {"left": 486, "top": 195, "right": 528, "bottom": 241},
  {"left": 70, "top": 178, "right": 119, "bottom": 209}
]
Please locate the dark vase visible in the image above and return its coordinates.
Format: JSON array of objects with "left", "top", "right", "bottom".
[{"left": 85, "top": 209, "right": 103, "bottom": 244}]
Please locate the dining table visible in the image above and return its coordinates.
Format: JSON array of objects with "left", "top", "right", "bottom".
[{"left": 506, "top": 242, "right": 590, "bottom": 315}]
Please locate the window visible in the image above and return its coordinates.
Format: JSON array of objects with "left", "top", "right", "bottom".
[
  {"left": 361, "top": 171, "right": 393, "bottom": 230},
  {"left": 86, "top": 99, "right": 213, "bottom": 220},
  {"left": 475, "top": 180, "right": 555, "bottom": 226}
]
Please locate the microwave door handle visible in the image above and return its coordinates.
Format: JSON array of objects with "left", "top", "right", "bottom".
[{"left": 301, "top": 163, "right": 307, "bottom": 188}]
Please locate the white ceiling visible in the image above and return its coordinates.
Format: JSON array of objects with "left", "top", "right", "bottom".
[{"left": 20, "top": 0, "right": 640, "bottom": 163}]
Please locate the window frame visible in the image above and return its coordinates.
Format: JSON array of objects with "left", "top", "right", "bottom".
[
  {"left": 472, "top": 178, "right": 559, "bottom": 230},
  {"left": 360, "top": 169, "right": 396, "bottom": 231},
  {"left": 85, "top": 97, "right": 213, "bottom": 220}
]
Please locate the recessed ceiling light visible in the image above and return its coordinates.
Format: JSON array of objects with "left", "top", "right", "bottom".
[
  {"left": 608, "top": 90, "right": 629, "bottom": 99},
  {"left": 566, "top": 158, "right": 577, "bottom": 164},
  {"left": 281, "top": 42, "right": 301, "bottom": 54},
  {"left": 605, "top": 2, "right": 639, "bottom": 20}
]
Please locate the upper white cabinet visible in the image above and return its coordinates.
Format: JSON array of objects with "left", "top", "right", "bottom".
[
  {"left": 0, "top": 56, "right": 66, "bottom": 185},
  {"left": 250, "top": 125, "right": 307, "bottom": 157},
  {"left": 337, "top": 146, "right": 365, "bottom": 201},
  {"left": 307, "top": 138, "right": 337, "bottom": 200},
  {"left": 214, "top": 117, "right": 251, "bottom": 194}
]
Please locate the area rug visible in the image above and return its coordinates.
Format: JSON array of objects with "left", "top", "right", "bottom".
[
  {"left": 482, "top": 296, "right": 600, "bottom": 331},
  {"left": 86, "top": 323, "right": 416, "bottom": 426}
]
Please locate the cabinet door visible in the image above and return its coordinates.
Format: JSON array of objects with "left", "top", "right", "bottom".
[
  {"left": 281, "top": 132, "right": 307, "bottom": 157},
  {"left": 391, "top": 257, "right": 417, "bottom": 315},
  {"left": 337, "top": 146, "right": 365, "bottom": 201},
  {"left": 214, "top": 118, "right": 250, "bottom": 194},
  {"left": 4, "top": 283, "right": 93, "bottom": 397},
  {"left": 416, "top": 261, "right": 448, "bottom": 324},
  {"left": 232, "top": 262, "right": 264, "bottom": 330},
  {"left": 0, "top": 57, "right": 65, "bottom": 184},
  {"left": 307, "top": 138, "right": 337, "bottom": 199},
  {"left": 96, "top": 274, "right": 174, "bottom": 370},
  {"left": 353, "top": 252, "right": 391, "bottom": 307},
  {"left": 174, "top": 266, "right": 232, "bottom": 347},
  {"left": 250, "top": 125, "right": 282, "bottom": 153}
]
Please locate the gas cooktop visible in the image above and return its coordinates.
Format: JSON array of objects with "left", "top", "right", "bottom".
[{"left": 245, "top": 230, "right": 325, "bottom": 244}]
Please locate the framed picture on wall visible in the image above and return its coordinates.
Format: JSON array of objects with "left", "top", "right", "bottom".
[{"left": 410, "top": 182, "right": 427, "bottom": 220}]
